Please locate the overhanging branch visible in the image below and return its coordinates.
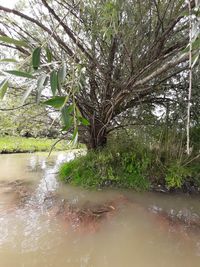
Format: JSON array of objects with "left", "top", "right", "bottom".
[
  {"left": 41, "top": 0, "right": 93, "bottom": 61},
  {"left": 0, "top": 5, "right": 79, "bottom": 61}
]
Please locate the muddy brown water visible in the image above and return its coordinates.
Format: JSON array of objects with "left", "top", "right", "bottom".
[{"left": 0, "top": 151, "right": 200, "bottom": 267}]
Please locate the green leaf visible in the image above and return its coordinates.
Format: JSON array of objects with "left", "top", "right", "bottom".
[
  {"left": 0, "top": 79, "right": 8, "bottom": 99},
  {"left": 58, "top": 63, "right": 67, "bottom": 85},
  {"left": 192, "top": 54, "right": 200, "bottom": 68},
  {"left": 0, "top": 79, "right": 6, "bottom": 87},
  {"left": 66, "top": 104, "right": 74, "bottom": 114},
  {"left": 0, "top": 35, "right": 28, "bottom": 47},
  {"left": 0, "top": 58, "right": 18, "bottom": 63},
  {"left": 181, "top": 10, "right": 189, "bottom": 17},
  {"left": 32, "top": 47, "right": 41, "bottom": 70},
  {"left": 61, "top": 106, "right": 73, "bottom": 130},
  {"left": 46, "top": 46, "right": 52, "bottom": 63},
  {"left": 183, "top": 38, "right": 200, "bottom": 53},
  {"left": 72, "top": 127, "right": 78, "bottom": 145},
  {"left": 50, "top": 70, "right": 58, "bottom": 96},
  {"left": 78, "top": 116, "right": 90, "bottom": 126},
  {"left": 192, "top": 38, "right": 200, "bottom": 50},
  {"left": 5, "top": 70, "right": 35, "bottom": 79},
  {"left": 22, "top": 87, "right": 33, "bottom": 104},
  {"left": 36, "top": 74, "right": 47, "bottom": 103},
  {"left": 43, "top": 96, "right": 66, "bottom": 108}
]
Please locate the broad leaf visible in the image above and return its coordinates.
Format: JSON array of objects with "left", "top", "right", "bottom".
[
  {"left": 36, "top": 74, "right": 47, "bottom": 103},
  {"left": 0, "top": 35, "right": 28, "bottom": 47},
  {"left": 32, "top": 47, "right": 41, "bottom": 70},
  {"left": 72, "top": 127, "right": 78, "bottom": 145},
  {"left": 43, "top": 96, "right": 66, "bottom": 108},
  {"left": 0, "top": 79, "right": 8, "bottom": 99},
  {"left": 58, "top": 63, "right": 67, "bottom": 85},
  {"left": 46, "top": 46, "right": 52, "bottom": 63},
  {"left": 66, "top": 104, "right": 74, "bottom": 114},
  {"left": 78, "top": 116, "right": 90, "bottom": 126},
  {"left": 61, "top": 106, "right": 73, "bottom": 130},
  {"left": 5, "top": 70, "right": 35, "bottom": 79},
  {"left": 50, "top": 70, "right": 58, "bottom": 96}
]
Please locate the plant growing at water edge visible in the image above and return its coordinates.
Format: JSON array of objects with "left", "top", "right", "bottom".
[{"left": 165, "top": 163, "right": 191, "bottom": 188}]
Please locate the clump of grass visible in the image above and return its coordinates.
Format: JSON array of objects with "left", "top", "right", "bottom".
[{"left": 0, "top": 136, "right": 72, "bottom": 153}]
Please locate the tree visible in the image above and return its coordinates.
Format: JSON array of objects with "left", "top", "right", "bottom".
[
  {"left": 0, "top": 94, "right": 60, "bottom": 138},
  {"left": 0, "top": 0, "right": 199, "bottom": 149}
]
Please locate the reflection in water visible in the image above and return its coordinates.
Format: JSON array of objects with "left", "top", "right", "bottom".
[{"left": 0, "top": 151, "right": 200, "bottom": 267}]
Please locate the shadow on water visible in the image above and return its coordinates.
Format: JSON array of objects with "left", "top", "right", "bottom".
[{"left": 0, "top": 151, "right": 200, "bottom": 267}]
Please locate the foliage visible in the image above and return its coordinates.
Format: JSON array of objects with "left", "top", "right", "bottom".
[
  {"left": 0, "top": 136, "right": 71, "bottom": 153},
  {"left": 59, "top": 129, "right": 200, "bottom": 190},
  {"left": 0, "top": 0, "right": 199, "bottom": 149},
  {"left": 59, "top": 144, "right": 150, "bottom": 190},
  {"left": 0, "top": 95, "right": 60, "bottom": 138},
  {"left": 165, "top": 163, "right": 191, "bottom": 188}
]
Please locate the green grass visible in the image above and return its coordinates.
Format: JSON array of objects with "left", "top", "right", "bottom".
[
  {"left": 59, "top": 136, "right": 200, "bottom": 191},
  {"left": 0, "top": 136, "right": 72, "bottom": 153},
  {"left": 59, "top": 142, "right": 151, "bottom": 191}
]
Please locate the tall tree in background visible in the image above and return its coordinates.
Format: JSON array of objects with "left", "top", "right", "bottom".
[{"left": 0, "top": 0, "right": 199, "bottom": 149}]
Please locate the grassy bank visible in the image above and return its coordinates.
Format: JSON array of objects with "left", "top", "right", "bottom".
[
  {"left": 59, "top": 137, "right": 200, "bottom": 191},
  {"left": 0, "top": 136, "right": 71, "bottom": 153}
]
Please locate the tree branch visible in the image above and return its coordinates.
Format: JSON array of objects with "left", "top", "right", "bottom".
[
  {"left": 0, "top": 102, "right": 34, "bottom": 111},
  {"left": 0, "top": 5, "right": 78, "bottom": 61},
  {"left": 41, "top": 0, "right": 93, "bottom": 61}
]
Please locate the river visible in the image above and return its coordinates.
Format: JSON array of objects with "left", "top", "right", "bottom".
[{"left": 0, "top": 151, "right": 200, "bottom": 267}]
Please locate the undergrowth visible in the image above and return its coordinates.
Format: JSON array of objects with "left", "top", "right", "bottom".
[{"left": 59, "top": 132, "right": 200, "bottom": 191}]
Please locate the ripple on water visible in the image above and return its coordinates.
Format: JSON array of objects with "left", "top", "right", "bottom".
[{"left": 0, "top": 151, "right": 200, "bottom": 267}]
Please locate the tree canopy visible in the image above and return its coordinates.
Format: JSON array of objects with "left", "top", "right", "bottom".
[{"left": 0, "top": 0, "right": 199, "bottom": 149}]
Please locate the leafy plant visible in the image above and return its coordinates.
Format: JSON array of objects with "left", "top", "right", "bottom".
[{"left": 165, "top": 163, "right": 191, "bottom": 188}]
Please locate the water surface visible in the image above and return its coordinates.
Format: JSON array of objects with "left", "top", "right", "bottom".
[{"left": 0, "top": 152, "right": 200, "bottom": 267}]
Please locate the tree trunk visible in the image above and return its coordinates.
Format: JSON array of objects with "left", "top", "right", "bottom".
[{"left": 86, "top": 119, "right": 107, "bottom": 150}]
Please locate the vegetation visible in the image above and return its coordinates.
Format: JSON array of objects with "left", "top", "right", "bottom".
[
  {"left": 0, "top": 136, "right": 71, "bottom": 153},
  {"left": 0, "top": 1, "right": 199, "bottom": 192},
  {"left": 59, "top": 139, "right": 151, "bottom": 190},
  {"left": 59, "top": 130, "right": 200, "bottom": 191},
  {"left": 0, "top": 95, "right": 60, "bottom": 138},
  {"left": 0, "top": 0, "right": 199, "bottom": 150}
]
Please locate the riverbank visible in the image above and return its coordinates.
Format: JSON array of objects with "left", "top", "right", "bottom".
[
  {"left": 0, "top": 136, "right": 72, "bottom": 153},
  {"left": 59, "top": 139, "right": 200, "bottom": 193}
]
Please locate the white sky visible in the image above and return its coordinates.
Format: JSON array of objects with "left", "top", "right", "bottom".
[{"left": 0, "top": 0, "right": 18, "bottom": 8}]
